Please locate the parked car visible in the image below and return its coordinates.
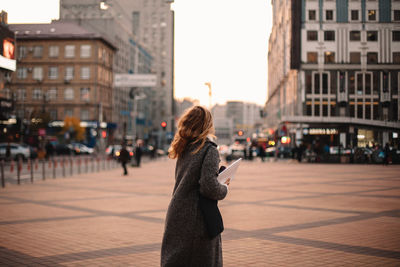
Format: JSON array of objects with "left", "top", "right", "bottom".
[
  {"left": 67, "top": 143, "right": 94, "bottom": 155},
  {"left": 0, "top": 143, "right": 31, "bottom": 161}
]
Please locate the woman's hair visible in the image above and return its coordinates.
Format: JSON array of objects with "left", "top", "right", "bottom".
[{"left": 168, "top": 105, "right": 215, "bottom": 159}]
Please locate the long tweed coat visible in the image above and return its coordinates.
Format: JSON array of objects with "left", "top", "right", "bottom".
[{"left": 161, "top": 140, "right": 228, "bottom": 267}]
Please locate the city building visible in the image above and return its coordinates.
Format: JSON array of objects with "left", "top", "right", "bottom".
[
  {"left": 0, "top": 11, "right": 16, "bottom": 139},
  {"left": 5, "top": 21, "right": 116, "bottom": 146},
  {"left": 60, "top": 0, "right": 175, "bottom": 147},
  {"left": 123, "top": 0, "right": 175, "bottom": 135},
  {"left": 266, "top": 0, "right": 400, "bottom": 150},
  {"left": 59, "top": 0, "right": 154, "bottom": 144}
]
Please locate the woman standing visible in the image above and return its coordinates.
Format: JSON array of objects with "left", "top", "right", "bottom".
[{"left": 161, "top": 106, "right": 229, "bottom": 267}]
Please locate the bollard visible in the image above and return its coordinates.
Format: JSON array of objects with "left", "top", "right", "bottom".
[
  {"left": 78, "top": 158, "right": 81, "bottom": 174},
  {"left": 1, "top": 160, "right": 5, "bottom": 188},
  {"left": 91, "top": 158, "right": 95, "bottom": 172},
  {"left": 97, "top": 158, "right": 100, "bottom": 172},
  {"left": 70, "top": 157, "right": 73, "bottom": 176},
  {"left": 35, "top": 159, "right": 39, "bottom": 171},
  {"left": 10, "top": 160, "right": 14, "bottom": 173},
  {"left": 17, "top": 158, "right": 22, "bottom": 185},
  {"left": 42, "top": 160, "right": 46, "bottom": 180},
  {"left": 85, "top": 158, "right": 88, "bottom": 173},
  {"left": 62, "top": 158, "right": 65, "bottom": 177},
  {"left": 53, "top": 159, "right": 56, "bottom": 179},
  {"left": 29, "top": 159, "right": 34, "bottom": 183}
]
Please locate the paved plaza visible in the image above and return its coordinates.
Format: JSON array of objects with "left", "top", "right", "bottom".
[{"left": 0, "top": 157, "right": 400, "bottom": 266}]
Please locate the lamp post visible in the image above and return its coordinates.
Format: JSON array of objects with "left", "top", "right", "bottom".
[{"left": 204, "top": 82, "right": 212, "bottom": 109}]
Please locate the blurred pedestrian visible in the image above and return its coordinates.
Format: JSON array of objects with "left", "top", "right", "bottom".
[
  {"left": 45, "top": 140, "right": 54, "bottom": 160},
  {"left": 135, "top": 140, "right": 143, "bottom": 167},
  {"left": 384, "top": 143, "right": 390, "bottom": 166},
  {"left": 161, "top": 105, "right": 229, "bottom": 267},
  {"left": 119, "top": 144, "right": 131, "bottom": 175},
  {"left": 258, "top": 144, "right": 266, "bottom": 162},
  {"left": 5, "top": 142, "right": 11, "bottom": 161}
]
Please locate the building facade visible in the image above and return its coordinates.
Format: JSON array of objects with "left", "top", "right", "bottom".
[
  {"left": 59, "top": 0, "right": 154, "bottom": 143},
  {"left": 5, "top": 22, "right": 116, "bottom": 145},
  {"left": 266, "top": 0, "right": 400, "bottom": 149}
]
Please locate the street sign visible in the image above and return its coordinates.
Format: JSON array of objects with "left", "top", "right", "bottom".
[{"left": 114, "top": 74, "right": 157, "bottom": 87}]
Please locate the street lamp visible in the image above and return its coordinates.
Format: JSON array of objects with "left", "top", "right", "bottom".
[{"left": 204, "top": 82, "right": 212, "bottom": 109}]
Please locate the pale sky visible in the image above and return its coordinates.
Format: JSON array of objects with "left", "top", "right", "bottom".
[{"left": 1, "top": 0, "right": 272, "bottom": 106}]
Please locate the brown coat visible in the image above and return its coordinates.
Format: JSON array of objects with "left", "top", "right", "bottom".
[{"left": 161, "top": 140, "right": 228, "bottom": 267}]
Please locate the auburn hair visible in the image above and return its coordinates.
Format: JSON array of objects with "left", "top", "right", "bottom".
[{"left": 168, "top": 105, "right": 215, "bottom": 159}]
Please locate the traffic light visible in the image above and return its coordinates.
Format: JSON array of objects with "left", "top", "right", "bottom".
[
  {"left": 238, "top": 130, "right": 244, "bottom": 136},
  {"left": 383, "top": 71, "right": 389, "bottom": 92},
  {"left": 339, "top": 71, "right": 345, "bottom": 92},
  {"left": 161, "top": 121, "right": 167, "bottom": 131},
  {"left": 101, "top": 130, "right": 107, "bottom": 138}
]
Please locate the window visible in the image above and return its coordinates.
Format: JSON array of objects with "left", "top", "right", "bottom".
[
  {"left": 324, "top": 31, "right": 335, "bottom": 41},
  {"left": 33, "top": 88, "right": 42, "bottom": 100},
  {"left": 48, "top": 67, "right": 58, "bottom": 79},
  {"left": 350, "top": 52, "right": 361, "bottom": 63},
  {"left": 307, "top": 52, "right": 318, "bottom": 63},
  {"left": 48, "top": 87, "right": 57, "bottom": 100},
  {"left": 306, "top": 104, "right": 312, "bottom": 116},
  {"left": 324, "top": 52, "right": 335, "bottom": 63},
  {"left": 80, "top": 45, "right": 91, "bottom": 58},
  {"left": 357, "top": 104, "right": 363, "bottom": 119},
  {"left": 325, "top": 10, "right": 333, "bottom": 20},
  {"left": 394, "top": 52, "right": 400, "bottom": 64},
  {"left": 365, "top": 73, "right": 372, "bottom": 95},
  {"left": 80, "top": 109, "right": 89, "bottom": 121},
  {"left": 393, "top": 31, "right": 400, "bottom": 41},
  {"left": 64, "top": 88, "right": 74, "bottom": 100},
  {"left": 331, "top": 103, "right": 336, "bottom": 117},
  {"left": 323, "top": 104, "right": 328, "bottom": 117},
  {"left": 367, "top": 31, "right": 378, "bottom": 41},
  {"left": 80, "top": 88, "right": 90, "bottom": 101},
  {"left": 17, "top": 46, "right": 27, "bottom": 59},
  {"left": 350, "top": 31, "right": 361, "bottom": 41},
  {"left": 65, "top": 66, "right": 74, "bottom": 80},
  {"left": 309, "top": 10, "right": 316, "bottom": 20},
  {"left": 350, "top": 104, "right": 355, "bottom": 117},
  {"left": 348, "top": 71, "right": 355, "bottom": 94},
  {"left": 33, "top": 46, "right": 43, "bottom": 58},
  {"left": 80, "top": 67, "right": 90, "bottom": 79},
  {"left": 17, "top": 67, "right": 27, "bottom": 79},
  {"left": 65, "top": 109, "right": 73, "bottom": 117},
  {"left": 314, "top": 73, "right": 320, "bottom": 94},
  {"left": 306, "top": 71, "right": 312, "bottom": 94},
  {"left": 367, "top": 52, "right": 378, "bottom": 64},
  {"left": 351, "top": 10, "right": 359, "bottom": 21},
  {"left": 394, "top": 10, "right": 400, "bottom": 21},
  {"left": 314, "top": 103, "right": 320, "bottom": 116},
  {"left": 357, "top": 73, "right": 363, "bottom": 95},
  {"left": 322, "top": 73, "right": 328, "bottom": 94},
  {"left": 3, "top": 88, "right": 11, "bottom": 99},
  {"left": 17, "top": 89, "right": 26, "bottom": 101},
  {"left": 368, "top": 10, "right": 376, "bottom": 21},
  {"left": 33, "top": 67, "right": 43, "bottom": 80},
  {"left": 49, "top": 110, "right": 57, "bottom": 120},
  {"left": 65, "top": 45, "right": 75, "bottom": 58},
  {"left": 49, "top": 46, "right": 59, "bottom": 57},
  {"left": 307, "top": 31, "right": 318, "bottom": 41},
  {"left": 365, "top": 104, "right": 371, "bottom": 120}
]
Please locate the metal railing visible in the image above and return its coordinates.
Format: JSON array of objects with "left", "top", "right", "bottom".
[{"left": 0, "top": 156, "right": 120, "bottom": 188}]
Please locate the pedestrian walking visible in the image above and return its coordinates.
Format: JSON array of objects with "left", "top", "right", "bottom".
[
  {"left": 45, "top": 140, "right": 54, "bottom": 160},
  {"left": 119, "top": 144, "right": 131, "bottom": 175},
  {"left": 161, "top": 105, "right": 230, "bottom": 267},
  {"left": 135, "top": 140, "right": 143, "bottom": 167},
  {"left": 258, "top": 144, "right": 266, "bottom": 162},
  {"left": 383, "top": 143, "right": 390, "bottom": 166}
]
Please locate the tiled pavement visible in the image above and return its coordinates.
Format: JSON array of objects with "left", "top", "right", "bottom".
[{"left": 0, "top": 157, "right": 400, "bottom": 266}]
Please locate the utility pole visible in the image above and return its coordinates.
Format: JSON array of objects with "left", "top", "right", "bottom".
[{"left": 204, "top": 82, "right": 212, "bottom": 109}]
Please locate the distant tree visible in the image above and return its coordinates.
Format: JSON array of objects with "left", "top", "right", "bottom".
[{"left": 61, "top": 117, "right": 85, "bottom": 142}]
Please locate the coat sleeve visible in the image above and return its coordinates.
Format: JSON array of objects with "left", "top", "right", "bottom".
[{"left": 199, "top": 146, "right": 228, "bottom": 200}]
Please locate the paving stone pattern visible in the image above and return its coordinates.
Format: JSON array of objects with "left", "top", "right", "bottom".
[{"left": 0, "top": 158, "right": 400, "bottom": 266}]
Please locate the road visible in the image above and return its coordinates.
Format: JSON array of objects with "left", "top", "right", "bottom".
[{"left": 0, "top": 158, "right": 399, "bottom": 266}]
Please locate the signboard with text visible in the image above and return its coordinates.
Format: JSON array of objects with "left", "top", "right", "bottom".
[{"left": 114, "top": 74, "right": 157, "bottom": 87}]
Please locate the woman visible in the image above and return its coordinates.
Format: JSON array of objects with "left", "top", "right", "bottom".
[{"left": 161, "top": 106, "right": 229, "bottom": 267}]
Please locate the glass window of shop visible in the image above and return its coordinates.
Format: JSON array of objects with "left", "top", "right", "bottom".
[
  {"left": 306, "top": 71, "right": 312, "bottom": 94},
  {"left": 314, "top": 73, "right": 320, "bottom": 94},
  {"left": 393, "top": 100, "right": 398, "bottom": 121},
  {"left": 350, "top": 103, "right": 355, "bottom": 117},
  {"left": 357, "top": 129, "right": 375, "bottom": 147},
  {"left": 357, "top": 73, "right": 363, "bottom": 95},
  {"left": 330, "top": 102, "right": 336, "bottom": 116},
  {"left": 322, "top": 73, "right": 328, "bottom": 94},
  {"left": 373, "top": 103, "right": 379, "bottom": 120},
  {"left": 348, "top": 71, "right": 355, "bottom": 94},
  {"left": 373, "top": 72, "right": 380, "bottom": 94},
  {"left": 306, "top": 103, "right": 312, "bottom": 116},
  {"left": 365, "top": 103, "right": 371, "bottom": 120},
  {"left": 391, "top": 71, "right": 398, "bottom": 95},
  {"left": 365, "top": 73, "right": 372, "bottom": 95},
  {"left": 314, "top": 101, "right": 320, "bottom": 116},
  {"left": 330, "top": 71, "right": 337, "bottom": 94},
  {"left": 357, "top": 103, "right": 363, "bottom": 119},
  {"left": 323, "top": 101, "right": 328, "bottom": 117}
]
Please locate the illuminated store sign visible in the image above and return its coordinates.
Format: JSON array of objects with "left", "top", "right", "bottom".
[{"left": 307, "top": 128, "right": 338, "bottom": 135}]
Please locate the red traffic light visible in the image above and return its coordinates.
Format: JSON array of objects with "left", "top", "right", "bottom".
[
  {"left": 101, "top": 130, "right": 107, "bottom": 138},
  {"left": 161, "top": 121, "right": 167, "bottom": 128},
  {"left": 238, "top": 130, "right": 244, "bottom": 136}
]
